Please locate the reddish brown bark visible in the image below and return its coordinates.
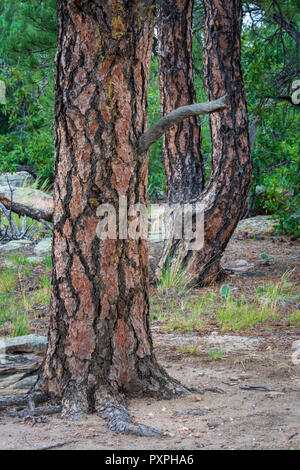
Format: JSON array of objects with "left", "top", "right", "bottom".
[
  {"left": 35, "top": 0, "right": 182, "bottom": 419},
  {"left": 157, "top": 0, "right": 204, "bottom": 204},
  {"left": 155, "top": 0, "right": 252, "bottom": 286}
]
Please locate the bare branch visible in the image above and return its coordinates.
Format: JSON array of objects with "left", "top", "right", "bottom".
[
  {"left": 272, "top": 12, "right": 300, "bottom": 45},
  {"left": 0, "top": 194, "right": 53, "bottom": 223},
  {"left": 137, "top": 95, "right": 229, "bottom": 154},
  {"left": 263, "top": 95, "right": 300, "bottom": 106}
]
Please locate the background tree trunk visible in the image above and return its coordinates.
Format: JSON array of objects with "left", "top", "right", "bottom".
[
  {"left": 155, "top": 0, "right": 252, "bottom": 286},
  {"left": 157, "top": 0, "right": 204, "bottom": 205},
  {"left": 36, "top": 0, "right": 182, "bottom": 419}
]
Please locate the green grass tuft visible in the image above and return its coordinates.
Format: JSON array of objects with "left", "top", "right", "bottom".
[
  {"left": 206, "top": 349, "right": 226, "bottom": 360},
  {"left": 11, "top": 311, "right": 30, "bottom": 337},
  {"left": 0, "top": 268, "right": 17, "bottom": 293}
]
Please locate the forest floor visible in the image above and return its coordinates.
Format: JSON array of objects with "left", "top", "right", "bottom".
[{"left": 0, "top": 230, "right": 299, "bottom": 450}]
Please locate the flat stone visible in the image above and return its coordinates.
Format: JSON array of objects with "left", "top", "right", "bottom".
[
  {"left": 234, "top": 259, "right": 249, "bottom": 266},
  {"left": 0, "top": 354, "right": 41, "bottom": 376},
  {"left": 34, "top": 238, "right": 52, "bottom": 255},
  {"left": 224, "top": 259, "right": 255, "bottom": 273},
  {"left": 0, "top": 185, "right": 53, "bottom": 211},
  {"left": 0, "top": 334, "right": 47, "bottom": 355},
  {"left": 0, "top": 373, "right": 26, "bottom": 389},
  {"left": 11, "top": 375, "right": 38, "bottom": 390},
  {"left": 0, "top": 172, "right": 34, "bottom": 188},
  {"left": 235, "top": 216, "right": 276, "bottom": 236},
  {"left": 204, "top": 333, "right": 261, "bottom": 352},
  {"left": 0, "top": 239, "right": 33, "bottom": 253},
  {"left": 154, "top": 332, "right": 262, "bottom": 353}
]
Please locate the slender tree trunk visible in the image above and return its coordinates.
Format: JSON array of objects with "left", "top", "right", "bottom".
[
  {"left": 157, "top": 0, "right": 204, "bottom": 204},
  {"left": 35, "top": 0, "right": 182, "bottom": 420},
  {"left": 155, "top": 0, "right": 252, "bottom": 286}
]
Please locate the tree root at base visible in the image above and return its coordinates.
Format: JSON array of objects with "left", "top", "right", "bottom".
[
  {"left": 98, "top": 400, "right": 164, "bottom": 437},
  {"left": 0, "top": 391, "right": 48, "bottom": 411},
  {"left": 0, "top": 374, "right": 189, "bottom": 437},
  {"left": 8, "top": 405, "right": 62, "bottom": 419},
  {"left": 0, "top": 392, "right": 167, "bottom": 436}
]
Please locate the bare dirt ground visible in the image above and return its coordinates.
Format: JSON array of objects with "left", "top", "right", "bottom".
[{"left": 0, "top": 232, "right": 299, "bottom": 450}]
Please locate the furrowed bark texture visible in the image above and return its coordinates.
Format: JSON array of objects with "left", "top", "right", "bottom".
[
  {"left": 155, "top": 0, "right": 252, "bottom": 286},
  {"left": 157, "top": 0, "right": 204, "bottom": 204},
  {"left": 36, "top": 0, "right": 181, "bottom": 418}
]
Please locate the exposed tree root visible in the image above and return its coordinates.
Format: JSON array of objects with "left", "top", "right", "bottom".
[
  {"left": 0, "top": 370, "right": 188, "bottom": 436},
  {"left": 0, "top": 391, "right": 59, "bottom": 425},
  {"left": 0, "top": 391, "right": 48, "bottom": 411},
  {"left": 8, "top": 405, "right": 62, "bottom": 419},
  {"left": 32, "top": 440, "right": 78, "bottom": 451},
  {"left": 98, "top": 400, "right": 164, "bottom": 437}
]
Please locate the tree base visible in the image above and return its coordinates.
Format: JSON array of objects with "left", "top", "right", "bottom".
[
  {"left": 154, "top": 237, "right": 227, "bottom": 287},
  {"left": 0, "top": 364, "right": 188, "bottom": 436},
  {"left": 0, "top": 376, "right": 187, "bottom": 436}
]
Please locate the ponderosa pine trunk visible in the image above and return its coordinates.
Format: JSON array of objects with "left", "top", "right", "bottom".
[
  {"left": 35, "top": 0, "right": 183, "bottom": 420},
  {"left": 155, "top": 0, "right": 252, "bottom": 286},
  {"left": 157, "top": 0, "right": 204, "bottom": 204}
]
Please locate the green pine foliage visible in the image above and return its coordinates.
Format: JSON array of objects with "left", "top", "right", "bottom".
[
  {"left": 0, "top": 0, "right": 56, "bottom": 183},
  {"left": 0, "top": 0, "right": 299, "bottom": 234}
]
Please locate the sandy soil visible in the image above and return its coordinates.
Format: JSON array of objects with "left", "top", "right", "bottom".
[
  {"left": 0, "top": 342, "right": 299, "bottom": 450},
  {"left": 0, "top": 233, "right": 299, "bottom": 450}
]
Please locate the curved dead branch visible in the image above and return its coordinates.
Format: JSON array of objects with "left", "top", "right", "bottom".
[{"left": 138, "top": 94, "right": 229, "bottom": 154}]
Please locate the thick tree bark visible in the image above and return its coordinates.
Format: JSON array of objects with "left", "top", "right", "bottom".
[
  {"left": 34, "top": 0, "right": 183, "bottom": 420},
  {"left": 155, "top": 0, "right": 252, "bottom": 286},
  {"left": 157, "top": 0, "right": 204, "bottom": 204},
  {"left": 0, "top": 97, "right": 227, "bottom": 224}
]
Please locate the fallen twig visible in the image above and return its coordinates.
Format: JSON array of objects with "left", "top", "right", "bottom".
[
  {"left": 240, "top": 385, "right": 278, "bottom": 391},
  {"left": 240, "top": 385, "right": 300, "bottom": 392},
  {"left": 31, "top": 440, "right": 77, "bottom": 451},
  {"left": 199, "top": 387, "right": 226, "bottom": 394},
  {"left": 0, "top": 194, "right": 53, "bottom": 223},
  {"left": 174, "top": 408, "right": 213, "bottom": 416}
]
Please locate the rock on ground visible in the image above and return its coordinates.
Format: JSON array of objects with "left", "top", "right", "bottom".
[
  {"left": 0, "top": 335, "right": 47, "bottom": 394},
  {"left": 153, "top": 332, "right": 262, "bottom": 353},
  {"left": 0, "top": 186, "right": 53, "bottom": 212},
  {"left": 34, "top": 238, "right": 52, "bottom": 255},
  {"left": 235, "top": 216, "right": 276, "bottom": 236},
  {"left": 0, "top": 240, "right": 33, "bottom": 253},
  {"left": 0, "top": 172, "right": 34, "bottom": 188},
  {"left": 0, "top": 334, "right": 47, "bottom": 355}
]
